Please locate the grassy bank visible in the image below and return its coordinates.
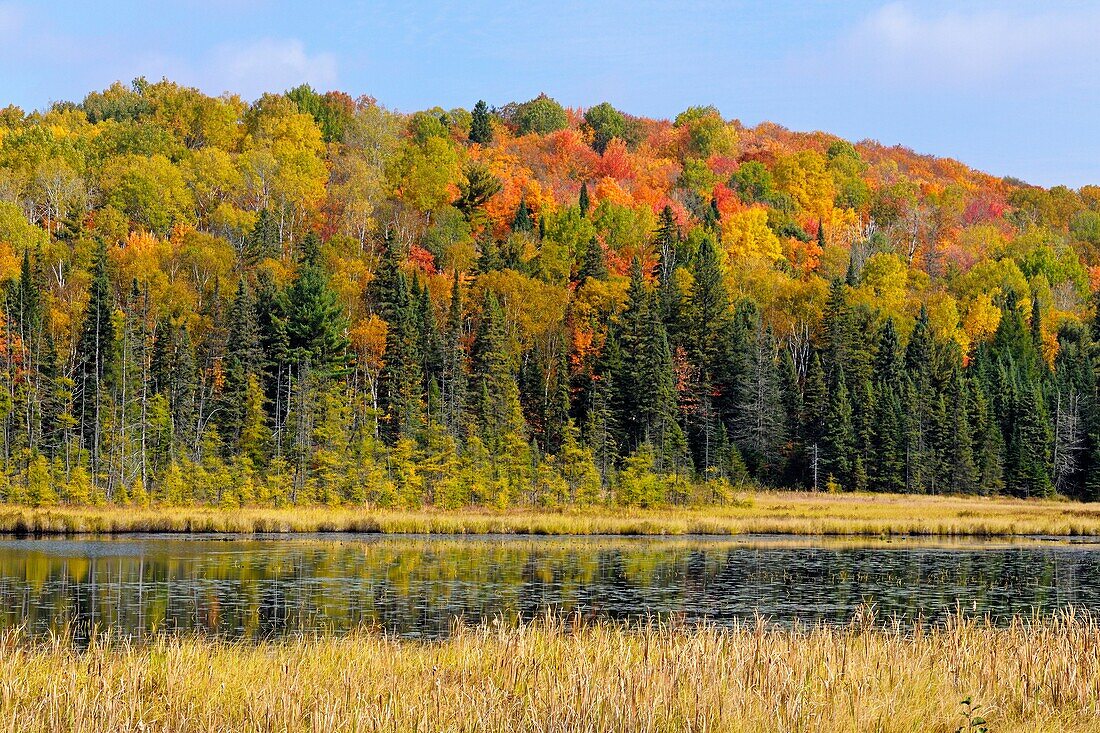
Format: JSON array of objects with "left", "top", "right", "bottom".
[
  {"left": 1, "top": 611, "right": 1097, "bottom": 732},
  {"left": 2, "top": 491, "right": 1100, "bottom": 536}
]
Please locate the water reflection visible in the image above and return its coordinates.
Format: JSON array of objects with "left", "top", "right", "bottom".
[{"left": 0, "top": 534, "right": 1096, "bottom": 640}]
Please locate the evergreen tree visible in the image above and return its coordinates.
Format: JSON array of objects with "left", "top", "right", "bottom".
[
  {"left": 655, "top": 206, "right": 683, "bottom": 337},
  {"left": 218, "top": 278, "right": 264, "bottom": 451},
  {"left": 585, "top": 327, "right": 619, "bottom": 483},
  {"left": 377, "top": 269, "right": 422, "bottom": 442},
  {"left": 512, "top": 198, "right": 534, "bottom": 233},
  {"left": 1006, "top": 384, "right": 1054, "bottom": 498},
  {"left": 545, "top": 342, "right": 571, "bottom": 454},
  {"left": 578, "top": 181, "right": 590, "bottom": 218},
  {"left": 285, "top": 234, "right": 350, "bottom": 377},
  {"left": 942, "top": 366, "right": 979, "bottom": 493},
  {"left": 243, "top": 208, "right": 280, "bottom": 264},
  {"left": 968, "top": 375, "right": 1004, "bottom": 495},
  {"left": 469, "top": 292, "right": 525, "bottom": 453},
  {"left": 822, "top": 366, "right": 855, "bottom": 489},
  {"left": 733, "top": 307, "right": 784, "bottom": 477},
  {"left": 802, "top": 352, "right": 829, "bottom": 490},
  {"left": 687, "top": 235, "right": 732, "bottom": 382},
  {"left": 73, "top": 240, "right": 118, "bottom": 486},
  {"left": 441, "top": 270, "right": 468, "bottom": 440},
  {"left": 469, "top": 100, "right": 493, "bottom": 145},
  {"left": 577, "top": 236, "right": 608, "bottom": 282}
]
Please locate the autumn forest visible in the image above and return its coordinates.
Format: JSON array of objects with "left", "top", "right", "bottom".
[{"left": 0, "top": 78, "right": 1095, "bottom": 508}]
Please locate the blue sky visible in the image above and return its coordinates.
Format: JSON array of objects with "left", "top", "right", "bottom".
[{"left": 0, "top": 1, "right": 1096, "bottom": 187}]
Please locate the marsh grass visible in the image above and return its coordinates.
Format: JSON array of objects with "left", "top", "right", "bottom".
[
  {"left": 1, "top": 609, "right": 1099, "bottom": 732},
  {"left": 3, "top": 491, "right": 1100, "bottom": 536}
]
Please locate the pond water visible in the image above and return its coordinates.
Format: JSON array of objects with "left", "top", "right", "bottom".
[{"left": 0, "top": 534, "right": 1098, "bottom": 639}]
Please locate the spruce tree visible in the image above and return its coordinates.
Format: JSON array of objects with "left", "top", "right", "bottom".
[
  {"left": 469, "top": 291, "right": 524, "bottom": 452},
  {"left": 968, "top": 375, "right": 1004, "bottom": 495},
  {"left": 243, "top": 208, "right": 280, "bottom": 264},
  {"left": 578, "top": 181, "right": 590, "bottom": 218},
  {"left": 577, "top": 236, "right": 608, "bottom": 282},
  {"left": 1007, "top": 384, "right": 1054, "bottom": 498},
  {"left": 218, "top": 279, "right": 264, "bottom": 451},
  {"left": 441, "top": 270, "right": 468, "bottom": 440},
  {"left": 377, "top": 269, "right": 422, "bottom": 442},
  {"left": 285, "top": 235, "right": 350, "bottom": 378},
  {"left": 802, "top": 352, "right": 829, "bottom": 490},
  {"left": 733, "top": 307, "right": 784, "bottom": 477},
  {"left": 822, "top": 366, "right": 855, "bottom": 489},
  {"left": 545, "top": 343, "right": 571, "bottom": 454},
  {"left": 942, "top": 366, "right": 979, "bottom": 493},
  {"left": 469, "top": 100, "right": 493, "bottom": 145},
  {"left": 73, "top": 240, "right": 118, "bottom": 485},
  {"left": 512, "top": 199, "right": 534, "bottom": 233}
]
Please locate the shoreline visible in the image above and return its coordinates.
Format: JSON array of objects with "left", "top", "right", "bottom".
[{"left": 2, "top": 491, "right": 1100, "bottom": 537}]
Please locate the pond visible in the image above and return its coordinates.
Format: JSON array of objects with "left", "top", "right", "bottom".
[{"left": 0, "top": 534, "right": 1097, "bottom": 639}]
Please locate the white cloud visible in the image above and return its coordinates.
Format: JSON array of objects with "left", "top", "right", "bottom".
[
  {"left": 202, "top": 38, "right": 338, "bottom": 97},
  {"left": 830, "top": 2, "right": 1100, "bottom": 88}
]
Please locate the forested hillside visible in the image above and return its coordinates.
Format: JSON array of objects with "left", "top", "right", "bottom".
[{"left": 0, "top": 78, "right": 1097, "bottom": 507}]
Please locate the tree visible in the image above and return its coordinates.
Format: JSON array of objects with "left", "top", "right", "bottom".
[
  {"left": 584, "top": 102, "right": 634, "bottom": 154},
  {"left": 73, "top": 241, "right": 118, "bottom": 489},
  {"left": 454, "top": 162, "right": 502, "bottom": 222},
  {"left": 513, "top": 94, "right": 568, "bottom": 135},
  {"left": 469, "top": 291, "right": 525, "bottom": 452},
  {"left": 734, "top": 312, "right": 784, "bottom": 477},
  {"left": 512, "top": 198, "right": 534, "bottom": 233},
  {"left": 469, "top": 100, "right": 493, "bottom": 145},
  {"left": 822, "top": 367, "right": 855, "bottom": 489},
  {"left": 218, "top": 279, "right": 264, "bottom": 451},
  {"left": 285, "top": 235, "right": 350, "bottom": 377},
  {"left": 577, "top": 236, "right": 608, "bottom": 282}
]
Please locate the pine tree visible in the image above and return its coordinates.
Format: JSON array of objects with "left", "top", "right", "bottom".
[
  {"left": 733, "top": 308, "right": 784, "bottom": 477},
  {"left": 802, "top": 352, "right": 829, "bottom": 490},
  {"left": 688, "top": 235, "right": 732, "bottom": 383},
  {"left": 255, "top": 271, "right": 290, "bottom": 456},
  {"left": 73, "top": 240, "right": 118, "bottom": 488},
  {"left": 578, "top": 181, "right": 590, "bottom": 218},
  {"left": 469, "top": 291, "right": 524, "bottom": 451},
  {"left": 943, "top": 366, "right": 979, "bottom": 493},
  {"left": 218, "top": 278, "right": 264, "bottom": 451},
  {"left": 285, "top": 234, "right": 350, "bottom": 378},
  {"left": 1007, "top": 384, "right": 1054, "bottom": 498},
  {"left": 969, "top": 375, "right": 1004, "bottom": 495},
  {"left": 243, "top": 208, "right": 280, "bottom": 265},
  {"left": 546, "top": 342, "right": 571, "bottom": 454},
  {"left": 904, "top": 305, "right": 935, "bottom": 491},
  {"left": 377, "top": 269, "right": 422, "bottom": 443},
  {"left": 512, "top": 199, "right": 534, "bottom": 233},
  {"left": 822, "top": 279, "right": 849, "bottom": 377},
  {"left": 585, "top": 327, "right": 620, "bottom": 483},
  {"left": 469, "top": 100, "right": 493, "bottom": 145},
  {"left": 577, "top": 236, "right": 608, "bottom": 282},
  {"left": 822, "top": 366, "right": 855, "bottom": 489},
  {"left": 441, "top": 270, "right": 468, "bottom": 440}
]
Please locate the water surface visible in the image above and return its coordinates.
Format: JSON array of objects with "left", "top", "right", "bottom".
[{"left": 0, "top": 534, "right": 1096, "bottom": 639}]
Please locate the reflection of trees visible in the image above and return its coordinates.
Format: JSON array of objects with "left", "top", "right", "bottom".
[{"left": 0, "top": 539, "right": 1097, "bottom": 639}]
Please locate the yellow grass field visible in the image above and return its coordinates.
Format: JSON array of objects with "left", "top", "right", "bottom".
[
  {"left": 2, "top": 491, "right": 1100, "bottom": 536},
  {"left": 1, "top": 611, "right": 1097, "bottom": 732}
]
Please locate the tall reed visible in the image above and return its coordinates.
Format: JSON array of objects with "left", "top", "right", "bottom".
[{"left": 1, "top": 610, "right": 1098, "bottom": 732}]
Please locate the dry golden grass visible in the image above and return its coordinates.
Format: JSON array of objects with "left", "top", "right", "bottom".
[
  {"left": 1, "top": 610, "right": 1099, "bottom": 732},
  {"left": 3, "top": 491, "right": 1100, "bottom": 536}
]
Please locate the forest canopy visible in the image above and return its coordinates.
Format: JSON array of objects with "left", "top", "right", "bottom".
[{"left": 0, "top": 77, "right": 1097, "bottom": 507}]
